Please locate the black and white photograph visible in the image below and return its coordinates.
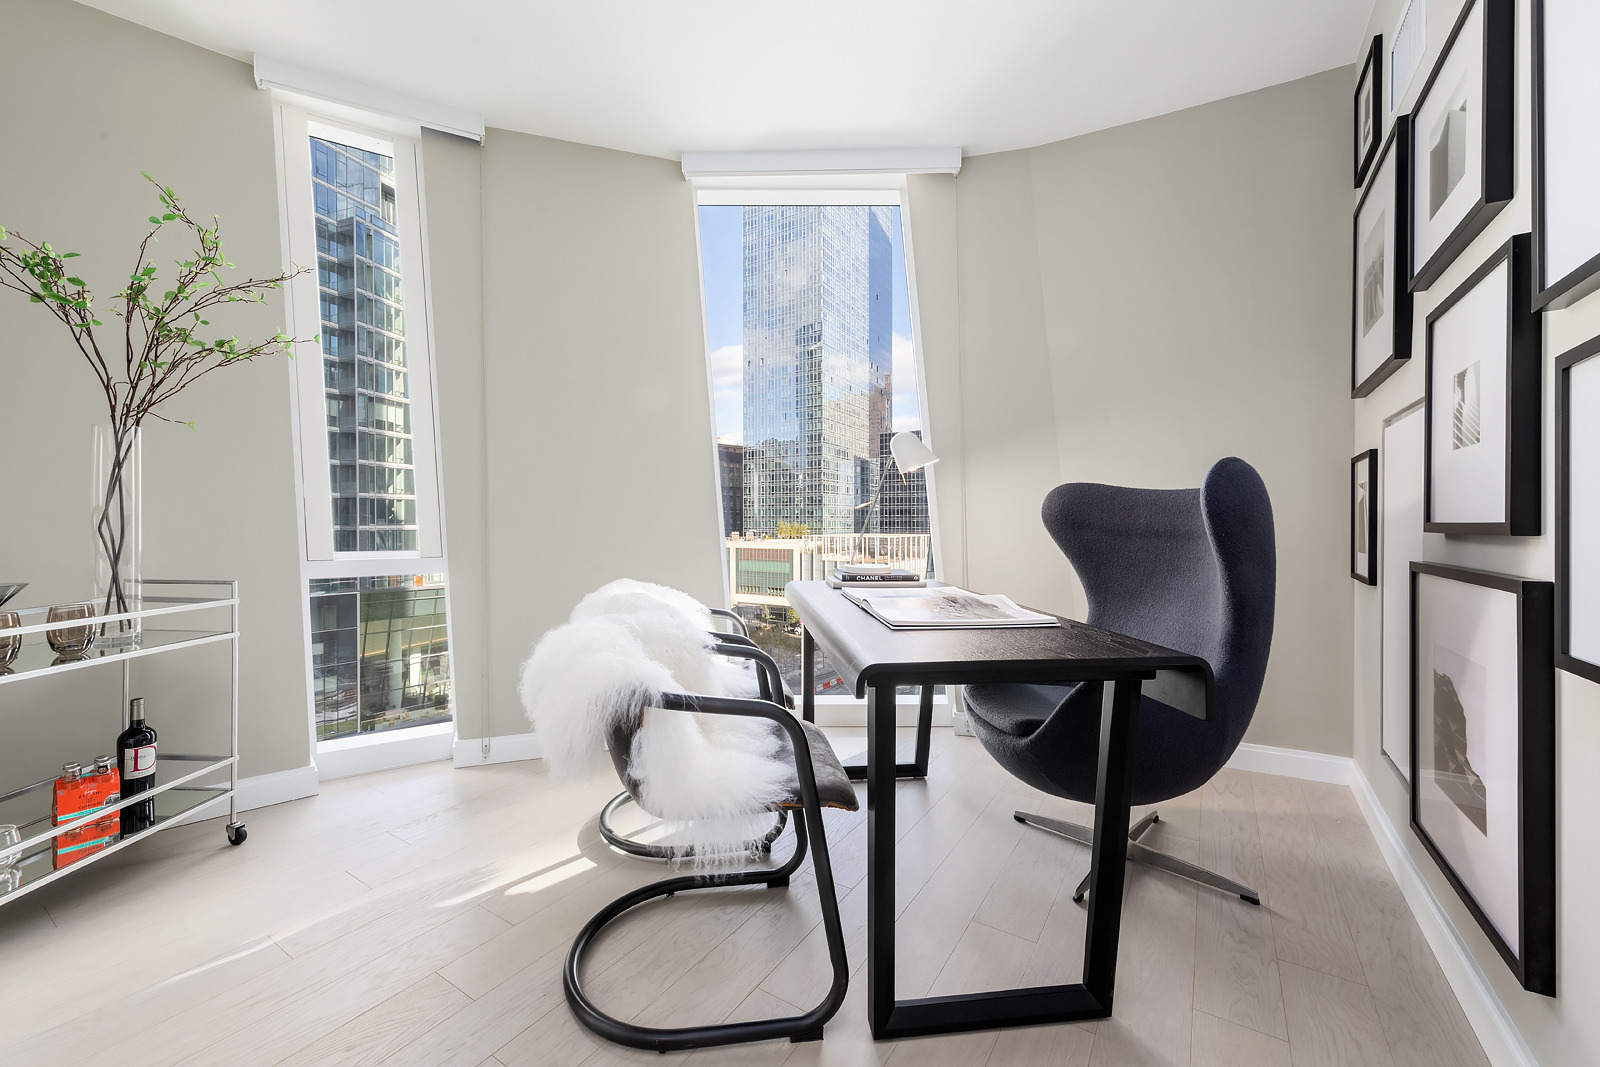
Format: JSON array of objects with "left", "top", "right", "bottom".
[
  {"left": 1352, "top": 449, "right": 1377, "bottom": 584},
  {"left": 1352, "top": 118, "right": 1413, "bottom": 397},
  {"left": 1411, "top": 563, "right": 1555, "bottom": 995},
  {"left": 1354, "top": 34, "right": 1383, "bottom": 187},
  {"left": 1533, "top": 0, "right": 1600, "bottom": 309},
  {"left": 1424, "top": 235, "right": 1541, "bottom": 535},
  {"left": 1408, "top": 0, "right": 1515, "bottom": 292},
  {"left": 1557, "top": 335, "right": 1600, "bottom": 683}
]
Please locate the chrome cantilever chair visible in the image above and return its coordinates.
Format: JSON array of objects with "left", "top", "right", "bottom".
[
  {"left": 566, "top": 638, "right": 857, "bottom": 1052},
  {"left": 963, "top": 456, "right": 1276, "bottom": 904},
  {"left": 595, "top": 608, "right": 795, "bottom": 860}
]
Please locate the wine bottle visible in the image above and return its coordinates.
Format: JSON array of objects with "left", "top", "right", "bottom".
[{"left": 116, "top": 697, "right": 157, "bottom": 834}]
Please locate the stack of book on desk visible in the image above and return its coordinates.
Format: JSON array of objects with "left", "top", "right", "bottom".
[
  {"left": 826, "top": 562, "right": 926, "bottom": 589},
  {"left": 840, "top": 584, "right": 1060, "bottom": 629}
]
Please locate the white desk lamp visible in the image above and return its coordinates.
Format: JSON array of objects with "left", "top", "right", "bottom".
[{"left": 850, "top": 431, "right": 940, "bottom": 568}]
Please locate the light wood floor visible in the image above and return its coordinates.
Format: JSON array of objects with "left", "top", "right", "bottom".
[{"left": 0, "top": 728, "right": 1489, "bottom": 1067}]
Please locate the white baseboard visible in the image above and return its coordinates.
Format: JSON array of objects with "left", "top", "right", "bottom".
[
  {"left": 1224, "top": 741, "right": 1355, "bottom": 784},
  {"left": 453, "top": 731, "right": 544, "bottom": 767},
  {"left": 235, "top": 762, "right": 319, "bottom": 811},
  {"left": 316, "top": 722, "right": 454, "bottom": 780},
  {"left": 1348, "top": 764, "right": 1537, "bottom": 1067},
  {"left": 1228, "top": 741, "right": 1533, "bottom": 1067}
]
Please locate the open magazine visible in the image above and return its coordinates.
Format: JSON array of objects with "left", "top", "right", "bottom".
[{"left": 840, "top": 585, "right": 1060, "bottom": 629}]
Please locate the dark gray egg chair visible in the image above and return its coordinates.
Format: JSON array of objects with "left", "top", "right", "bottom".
[{"left": 963, "top": 457, "right": 1276, "bottom": 904}]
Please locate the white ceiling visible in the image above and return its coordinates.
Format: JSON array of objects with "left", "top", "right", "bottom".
[{"left": 81, "top": 0, "right": 1371, "bottom": 159}]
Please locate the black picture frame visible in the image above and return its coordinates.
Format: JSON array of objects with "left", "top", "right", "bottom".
[
  {"left": 1352, "top": 450, "right": 1377, "bottom": 585},
  {"left": 1407, "top": 0, "right": 1515, "bottom": 293},
  {"left": 1423, "top": 234, "right": 1541, "bottom": 535},
  {"left": 1555, "top": 334, "right": 1600, "bottom": 683},
  {"left": 1409, "top": 562, "right": 1555, "bottom": 996},
  {"left": 1352, "top": 117, "right": 1413, "bottom": 398},
  {"left": 1532, "top": 0, "right": 1600, "bottom": 310},
  {"left": 1354, "top": 34, "right": 1384, "bottom": 188}
]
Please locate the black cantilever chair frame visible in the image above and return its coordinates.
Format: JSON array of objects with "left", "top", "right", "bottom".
[
  {"left": 595, "top": 626, "right": 793, "bottom": 861},
  {"left": 564, "top": 690, "right": 851, "bottom": 1051}
]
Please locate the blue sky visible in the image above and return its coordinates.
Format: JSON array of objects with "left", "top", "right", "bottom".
[{"left": 697, "top": 205, "right": 922, "bottom": 444}]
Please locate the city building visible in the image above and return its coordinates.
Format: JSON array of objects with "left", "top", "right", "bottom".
[
  {"left": 741, "top": 206, "right": 893, "bottom": 535},
  {"left": 717, "top": 441, "right": 744, "bottom": 535},
  {"left": 314, "top": 136, "right": 419, "bottom": 553},
  {"left": 877, "top": 430, "right": 932, "bottom": 534}
]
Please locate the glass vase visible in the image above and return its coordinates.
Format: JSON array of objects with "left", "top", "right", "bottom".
[{"left": 92, "top": 424, "right": 141, "bottom": 649}]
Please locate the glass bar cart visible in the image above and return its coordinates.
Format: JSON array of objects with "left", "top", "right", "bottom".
[{"left": 0, "top": 579, "right": 244, "bottom": 905}]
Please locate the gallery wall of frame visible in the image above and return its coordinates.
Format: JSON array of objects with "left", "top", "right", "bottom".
[{"left": 1346, "top": 0, "right": 1600, "bottom": 1008}]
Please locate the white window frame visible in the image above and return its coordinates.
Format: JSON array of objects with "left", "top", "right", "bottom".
[
  {"left": 271, "top": 100, "right": 456, "bottom": 767},
  {"left": 690, "top": 175, "right": 949, "bottom": 726}
]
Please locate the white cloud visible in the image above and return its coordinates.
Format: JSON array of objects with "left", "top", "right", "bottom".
[
  {"left": 709, "top": 343, "right": 743, "bottom": 444},
  {"left": 890, "top": 333, "right": 922, "bottom": 433}
]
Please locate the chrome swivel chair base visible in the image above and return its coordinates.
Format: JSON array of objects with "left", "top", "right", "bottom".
[{"left": 1014, "top": 810, "right": 1262, "bottom": 906}]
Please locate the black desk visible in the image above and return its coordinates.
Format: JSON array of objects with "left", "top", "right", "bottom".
[{"left": 786, "top": 580, "right": 1211, "bottom": 1041}]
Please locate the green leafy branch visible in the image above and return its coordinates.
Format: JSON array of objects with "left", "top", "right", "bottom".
[{"left": 0, "top": 173, "right": 315, "bottom": 431}]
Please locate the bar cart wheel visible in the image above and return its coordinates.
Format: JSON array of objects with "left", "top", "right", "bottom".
[{"left": 226, "top": 823, "right": 247, "bottom": 846}]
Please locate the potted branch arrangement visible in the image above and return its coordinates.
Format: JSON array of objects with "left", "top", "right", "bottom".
[{"left": 0, "top": 174, "right": 310, "bottom": 647}]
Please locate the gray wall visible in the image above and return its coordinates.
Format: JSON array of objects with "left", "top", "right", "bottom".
[
  {"left": 1351, "top": 0, "right": 1600, "bottom": 1062},
  {"left": 0, "top": 0, "right": 310, "bottom": 786},
  {"left": 911, "top": 68, "right": 1355, "bottom": 756},
  {"left": 468, "top": 129, "right": 726, "bottom": 742}
]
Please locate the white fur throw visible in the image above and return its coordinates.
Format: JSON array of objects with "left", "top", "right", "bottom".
[{"left": 519, "top": 580, "right": 792, "bottom": 862}]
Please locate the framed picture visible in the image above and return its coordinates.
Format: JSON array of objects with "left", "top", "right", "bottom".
[
  {"left": 1410, "top": 562, "right": 1554, "bottom": 996},
  {"left": 1532, "top": 0, "right": 1600, "bottom": 310},
  {"left": 1354, "top": 34, "right": 1383, "bottom": 187},
  {"left": 1381, "top": 402, "right": 1425, "bottom": 781},
  {"left": 1352, "top": 450, "right": 1377, "bottom": 584},
  {"left": 1407, "top": 0, "right": 1515, "bottom": 292},
  {"left": 1423, "top": 234, "right": 1540, "bottom": 535},
  {"left": 1352, "top": 117, "right": 1413, "bottom": 397},
  {"left": 1556, "top": 334, "right": 1600, "bottom": 682}
]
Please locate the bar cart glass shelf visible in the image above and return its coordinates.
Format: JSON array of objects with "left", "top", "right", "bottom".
[{"left": 0, "top": 580, "right": 244, "bottom": 906}]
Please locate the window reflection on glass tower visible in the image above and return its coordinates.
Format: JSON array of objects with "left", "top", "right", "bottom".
[
  {"left": 742, "top": 206, "right": 894, "bottom": 535},
  {"left": 313, "top": 137, "right": 418, "bottom": 552}
]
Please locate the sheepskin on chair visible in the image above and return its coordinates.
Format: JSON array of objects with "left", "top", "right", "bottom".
[{"left": 520, "top": 580, "right": 793, "bottom": 863}]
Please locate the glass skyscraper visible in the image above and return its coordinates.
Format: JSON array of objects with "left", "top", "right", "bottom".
[
  {"left": 741, "top": 206, "right": 894, "bottom": 535},
  {"left": 313, "top": 137, "right": 419, "bottom": 552}
]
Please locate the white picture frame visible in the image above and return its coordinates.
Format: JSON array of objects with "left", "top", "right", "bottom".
[{"left": 1381, "top": 402, "right": 1425, "bottom": 781}]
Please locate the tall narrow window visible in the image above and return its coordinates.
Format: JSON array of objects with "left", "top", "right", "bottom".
[
  {"left": 698, "top": 199, "right": 934, "bottom": 695},
  {"left": 279, "top": 110, "right": 453, "bottom": 745},
  {"left": 312, "top": 136, "right": 419, "bottom": 552}
]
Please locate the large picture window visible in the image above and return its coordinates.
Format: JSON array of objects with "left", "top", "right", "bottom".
[
  {"left": 278, "top": 109, "right": 454, "bottom": 743},
  {"left": 697, "top": 195, "right": 935, "bottom": 695}
]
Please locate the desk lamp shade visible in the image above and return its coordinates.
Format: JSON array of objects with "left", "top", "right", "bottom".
[{"left": 889, "top": 432, "right": 939, "bottom": 480}]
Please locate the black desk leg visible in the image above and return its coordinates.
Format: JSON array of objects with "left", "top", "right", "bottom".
[
  {"left": 1081, "top": 678, "right": 1142, "bottom": 1008},
  {"left": 866, "top": 682, "right": 898, "bottom": 1038},
  {"left": 801, "top": 626, "right": 931, "bottom": 781},
  {"left": 801, "top": 628, "right": 816, "bottom": 722}
]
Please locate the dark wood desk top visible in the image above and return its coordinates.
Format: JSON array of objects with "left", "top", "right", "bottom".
[{"left": 786, "top": 581, "right": 1213, "bottom": 719}]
